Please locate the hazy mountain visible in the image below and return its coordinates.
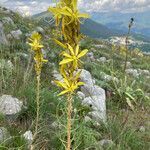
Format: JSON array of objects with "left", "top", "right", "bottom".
[
  {"left": 91, "top": 11, "right": 150, "bottom": 37},
  {"left": 33, "top": 11, "right": 122, "bottom": 38},
  {"left": 32, "top": 11, "right": 150, "bottom": 45}
]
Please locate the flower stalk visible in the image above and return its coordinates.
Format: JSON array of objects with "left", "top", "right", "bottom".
[
  {"left": 48, "top": 0, "right": 89, "bottom": 149},
  {"left": 28, "top": 32, "right": 48, "bottom": 143},
  {"left": 67, "top": 93, "right": 72, "bottom": 150},
  {"left": 124, "top": 18, "right": 134, "bottom": 72}
]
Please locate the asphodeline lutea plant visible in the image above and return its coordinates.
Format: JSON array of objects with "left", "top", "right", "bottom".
[
  {"left": 124, "top": 18, "right": 134, "bottom": 72},
  {"left": 28, "top": 32, "right": 48, "bottom": 140},
  {"left": 48, "top": 0, "right": 89, "bottom": 150}
]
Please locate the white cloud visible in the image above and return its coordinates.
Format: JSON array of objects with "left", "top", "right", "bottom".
[
  {"left": 79, "top": 0, "right": 150, "bottom": 13},
  {"left": 0, "top": 0, "right": 150, "bottom": 15},
  {"left": 0, "top": 0, "right": 55, "bottom": 15}
]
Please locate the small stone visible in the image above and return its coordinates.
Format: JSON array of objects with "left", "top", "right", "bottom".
[
  {"left": 23, "top": 130, "right": 33, "bottom": 144},
  {"left": 0, "top": 127, "right": 10, "bottom": 143},
  {"left": 35, "top": 27, "right": 44, "bottom": 34},
  {"left": 101, "top": 73, "right": 119, "bottom": 83},
  {"left": 138, "top": 69, "right": 150, "bottom": 76},
  {"left": 51, "top": 121, "right": 60, "bottom": 129},
  {"left": 139, "top": 126, "right": 145, "bottom": 132},
  {"left": 84, "top": 116, "right": 92, "bottom": 122},
  {"left": 125, "top": 69, "right": 139, "bottom": 78},
  {"left": 126, "top": 62, "right": 132, "bottom": 69},
  {"left": 52, "top": 70, "right": 63, "bottom": 81},
  {"left": 87, "top": 52, "right": 95, "bottom": 61},
  {"left": 97, "top": 57, "right": 107, "bottom": 63},
  {"left": 10, "top": 29, "right": 22, "bottom": 40},
  {"left": 98, "top": 139, "right": 114, "bottom": 149},
  {"left": 87, "top": 52, "right": 94, "bottom": 58}
]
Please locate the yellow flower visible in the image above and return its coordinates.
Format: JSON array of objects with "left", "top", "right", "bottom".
[
  {"left": 28, "top": 39, "right": 44, "bottom": 51},
  {"left": 30, "top": 32, "right": 42, "bottom": 41},
  {"left": 28, "top": 32, "right": 44, "bottom": 51},
  {"left": 55, "top": 77, "right": 84, "bottom": 96},
  {"left": 59, "top": 44, "right": 88, "bottom": 68},
  {"left": 48, "top": 3, "right": 89, "bottom": 26},
  {"left": 28, "top": 32, "right": 48, "bottom": 75}
]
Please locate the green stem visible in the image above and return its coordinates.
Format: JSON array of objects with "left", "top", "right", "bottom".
[
  {"left": 35, "top": 74, "right": 40, "bottom": 134},
  {"left": 124, "top": 27, "right": 131, "bottom": 72},
  {"left": 67, "top": 94, "right": 72, "bottom": 150}
]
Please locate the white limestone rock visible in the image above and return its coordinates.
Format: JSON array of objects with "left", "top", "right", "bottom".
[
  {"left": 52, "top": 70, "right": 63, "bottom": 81},
  {"left": 0, "top": 95, "right": 23, "bottom": 119},
  {"left": 10, "top": 29, "right": 22, "bottom": 40},
  {"left": 23, "top": 130, "right": 33, "bottom": 144},
  {"left": 125, "top": 69, "right": 139, "bottom": 78},
  {"left": 81, "top": 85, "right": 105, "bottom": 97},
  {"left": 79, "top": 69, "right": 94, "bottom": 86}
]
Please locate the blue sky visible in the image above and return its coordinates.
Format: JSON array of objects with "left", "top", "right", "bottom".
[{"left": 0, "top": 0, "right": 150, "bottom": 15}]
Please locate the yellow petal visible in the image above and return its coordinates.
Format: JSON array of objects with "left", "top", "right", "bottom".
[
  {"left": 42, "top": 59, "right": 48, "bottom": 63},
  {"left": 58, "top": 90, "right": 69, "bottom": 96},
  {"left": 59, "top": 58, "right": 73, "bottom": 65},
  {"left": 55, "top": 81, "right": 68, "bottom": 89},
  {"left": 74, "top": 70, "right": 81, "bottom": 80},
  {"left": 72, "top": 0, "right": 77, "bottom": 11},
  {"left": 54, "top": 39, "right": 67, "bottom": 49},
  {"left": 63, "top": 52, "right": 72, "bottom": 58},
  {"left": 77, "top": 49, "right": 88, "bottom": 58},
  {"left": 77, "top": 82, "right": 84, "bottom": 86},
  {"left": 64, "top": 78, "right": 70, "bottom": 87},
  {"left": 75, "top": 45, "right": 79, "bottom": 56},
  {"left": 67, "top": 44, "right": 75, "bottom": 55},
  {"left": 78, "top": 13, "right": 90, "bottom": 18}
]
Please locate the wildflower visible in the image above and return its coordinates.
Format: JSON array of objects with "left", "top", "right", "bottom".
[
  {"left": 48, "top": 1, "right": 88, "bottom": 149},
  {"left": 28, "top": 32, "right": 44, "bottom": 51},
  {"left": 28, "top": 32, "right": 47, "bottom": 75},
  {"left": 48, "top": 2, "right": 89, "bottom": 26},
  {"left": 60, "top": 44, "right": 88, "bottom": 69},
  {"left": 55, "top": 77, "right": 84, "bottom": 96}
]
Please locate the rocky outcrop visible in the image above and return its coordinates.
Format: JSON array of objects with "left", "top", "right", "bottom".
[{"left": 79, "top": 69, "right": 106, "bottom": 122}]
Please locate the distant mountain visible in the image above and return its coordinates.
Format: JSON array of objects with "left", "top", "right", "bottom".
[
  {"left": 33, "top": 11, "right": 150, "bottom": 43},
  {"left": 91, "top": 11, "right": 150, "bottom": 38},
  {"left": 33, "top": 11, "right": 121, "bottom": 38},
  {"left": 80, "top": 19, "right": 122, "bottom": 38}
]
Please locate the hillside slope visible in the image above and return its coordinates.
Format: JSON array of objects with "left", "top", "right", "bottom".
[{"left": 81, "top": 18, "right": 121, "bottom": 38}]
